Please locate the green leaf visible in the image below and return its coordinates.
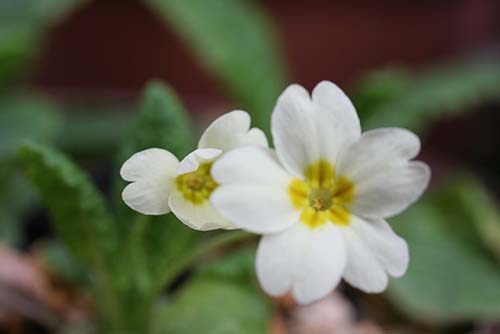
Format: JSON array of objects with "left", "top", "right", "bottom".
[
  {"left": 0, "top": 164, "right": 38, "bottom": 246},
  {"left": 0, "top": 93, "right": 63, "bottom": 160},
  {"left": 197, "top": 246, "right": 257, "bottom": 286},
  {"left": 0, "top": 0, "right": 86, "bottom": 87},
  {"left": 456, "top": 177, "right": 500, "bottom": 262},
  {"left": 387, "top": 177, "right": 500, "bottom": 324},
  {"left": 119, "top": 81, "right": 194, "bottom": 160},
  {"left": 19, "top": 143, "right": 117, "bottom": 267},
  {"left": 145, "top": 0, "right": 288, "bottom": 133},
  {"left": 154, "top": 277, "right": 270, "bottom": 334},
  {"left": 357, "top": 59, "right": 500, "bottom": 133}
]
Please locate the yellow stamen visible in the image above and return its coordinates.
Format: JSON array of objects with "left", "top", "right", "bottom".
[
  {"left": 287, "top": 160, "right": 355, "bottom": 228},
  {"left": 176, "top": 162, "right": 218, "bottom": 205}
]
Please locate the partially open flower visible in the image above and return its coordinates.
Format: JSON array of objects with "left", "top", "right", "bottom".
[
  {"left": 211, "top": 81, "right": 431, "bottom": 304},
  {"left": 120, "top": 110, "right": 268, "bottom": 230}
]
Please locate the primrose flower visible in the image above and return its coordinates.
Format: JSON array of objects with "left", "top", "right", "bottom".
[
  {"left": 120, "top": 110, "right": 268, "bottom": 230},
  {"left": 211, "top": 81, "right": 430, "bottom": 304}
]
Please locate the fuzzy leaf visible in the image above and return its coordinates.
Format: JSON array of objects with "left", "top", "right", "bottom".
[{"left": 19, "top": 143, "right": 117, "bottom": 267}]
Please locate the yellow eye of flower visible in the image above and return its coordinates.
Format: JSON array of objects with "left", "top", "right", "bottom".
[
  {"left": 288, "top": 160, "right": 355, "bottom": 228},
  {"left": 176, "top": 162, "right": 218, "bottom": 205}
]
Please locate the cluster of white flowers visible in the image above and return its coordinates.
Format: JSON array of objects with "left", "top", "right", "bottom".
[{"left": 121, "top": 81, "right": 430, "bottom": 304}]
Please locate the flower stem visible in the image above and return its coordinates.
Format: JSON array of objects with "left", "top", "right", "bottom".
[{"left": 154, "top": 230, "right": 255, "bottom": 293}]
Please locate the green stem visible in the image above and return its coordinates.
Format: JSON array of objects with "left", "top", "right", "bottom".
[{"left": 153, "top": 230, "right": 254, "bottom": 294}]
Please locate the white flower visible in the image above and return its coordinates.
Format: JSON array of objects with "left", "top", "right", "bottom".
[
  {"left": 211, "top": 81, "right": 431, "bottom": 304},
  {"left": 120, "top": 110, "right": 268, "bottom": 230}
]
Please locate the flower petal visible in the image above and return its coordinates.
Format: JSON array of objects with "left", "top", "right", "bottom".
[
  {"left": 256, "top": 223, "right": 346, "bottom": 304},
  {"left": 211, "top": 184, "right": 298, "bottom": 234},
  {"left": 211, "top": 146, "right": 292, "bottom": 187},
  {"left": 349, "top": 161, "right": 430, "bottom": 219},
  {"left": 311, "top": 81, "right": 361, "bottom": 164},
  {"left": 337, "top": 128, "right": 422, "bottom": 179},
  {"left": 169, "top": 190, "right": 232, "bottom": 231},
  {"left": 120, "top": 148, "right": 179, "bottom": 215},
  {"left": 198, "top": 110, "right": 268, "bottom": 152},
  {"left": 176, "top": 148, "right": 222, "bottom": 175},
  {"left": 271, "top": 84, "right": 319, "bottom": 178},
  {"left": 341, "top": 216, "right": 408, "bottom": 293}
]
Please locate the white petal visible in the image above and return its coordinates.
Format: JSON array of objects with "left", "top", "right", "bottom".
[
  {"left": 176, "top": 148, "right": 222, "bottom": 175},
  {"left": 211, "top": 146, "right": 292, "bottom": 187},
  {"left": 337, "top": 128, "right": 422, "bottom": 179},
  {"left": 211, "top": 185, "right": 298, "bottom": 234},
  {"left": 198, "top": 110, "right": 268, "bottom": 152},
  {"left": 120, "top": 148, "right": 178, "bottom": 182},
  {"left": 120, "top": 148, "right": 178, "bottom": 215},
  {"left": 348, "top": 161, "right": 431, "bottom": 219},
  {"left": 311, "top": 81, "right": 361, "bottom": 164},
  {"left": 341, "top": 216, "right": 408, "bottom": 293},
  {"left": 256, "top": 223, "right": 346, "bottom": 304},
  {"left": 350, "top": 217, "right": 409, "bottom": 277},
  {"left": 168, "top": 190, "right": 233, "bottom": 231},
  {"left": 271, "top": 84, "right": 319, "bottom": 178}
]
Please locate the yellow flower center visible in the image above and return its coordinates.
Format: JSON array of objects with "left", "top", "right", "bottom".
[
  {"left": 288, "top": 160, "right": 355, "bottom": 228},
  {"left": 176, "top": 162, "right": 218, "bottom": 205}
]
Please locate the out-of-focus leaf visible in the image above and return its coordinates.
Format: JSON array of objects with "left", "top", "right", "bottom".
[
  {"left": 0, "top": 165, "right": 38, "bottom": 246},
  {"left": 456, "top": 177, "right": 500, "bottom": 263},
  {"left": 19, "top": 143, "right": 117, "bottom": 267},
  {"left": 0, "top": 94, "right": 63, "bottom": 160},
  {"left": 0, "top": 94, "right": 62, "bottom": 246},
  {"left": 387, "top": 177, "right": 500, "bottom": 324},
  {"left": 154, "top": 277, "right": 270, "bottom": 334},
  {"left": 197, "top": 246, "right": 257, "bottom": 285},
  {"left": 352, "top": 68, "right": 412, "bottom": 121},
  {"left": 358, "top": 60, "right": 500, "bottom": 133},
  {"left": 0, "top": 0, "right": 86, "bottom": 87},
  {"left": 146, "top": 0, "right": 287, "bottom": 133},
  {"left": 39, "top": 240, "right": 86, "bottom": 284},
  {"left": 0, "top": 28, "right": 37, "bottom": 87},
  {"left": 56, "top": 111, "right": 131, "bottom": 158}
]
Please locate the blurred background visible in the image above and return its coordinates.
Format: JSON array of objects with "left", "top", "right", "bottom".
[{"left": 2, "top": 0, "right": 500, "bottom": 333}]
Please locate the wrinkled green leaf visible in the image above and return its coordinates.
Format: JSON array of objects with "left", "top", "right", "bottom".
[
  {"left": 118, "top": 81, "right": 194, "bottom": 161},
  {"left": 155, "top": 277, "right": 270, "bottom": 334},
  {"left": 19, "top": 143, "right": 117, "bottom": 267},
  {"left": 357, "top": 59, "right": 500, "bottom": 133},
  {"left": 387, "top": 177, "right": 500, "bottom": 323},
  {"left": 146, "top": 0, "right": 287, "bottom": 133}
]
